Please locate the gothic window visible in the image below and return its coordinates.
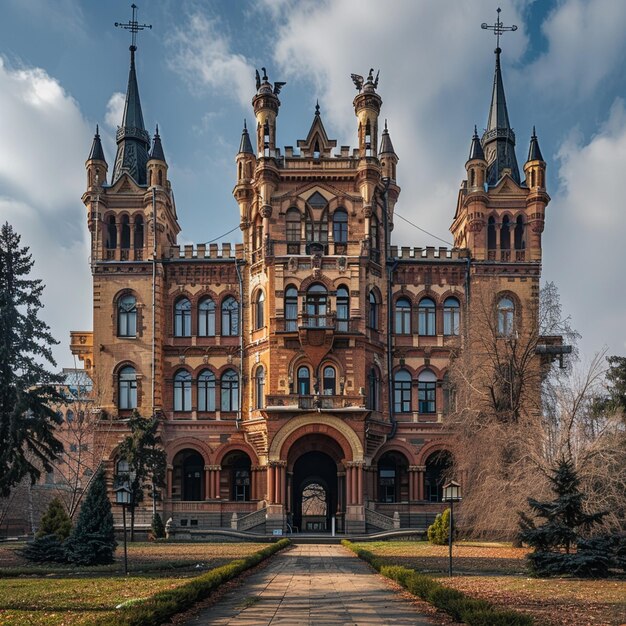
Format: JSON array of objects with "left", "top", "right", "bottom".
[
  {"left": 285, "top": 285, "right": 298, "bottom": 331},
  {"left": 332, "top": 209, "right": 348, "bottom": 243},
  {"left": 487, "top": 216, "right": 496, "bottom": 250},
  {"left": 443, "top": 297, "right": 460, "bottom": 336},
  {"left": 120, "top": 215, "right": 131, "bottom": 250},
  {"left": 395, "top": 298, "right": 411, "bottom": 335},
  {"left": 255, "top": 366, "right": 265, "bottom": 409},
  {"left": 174, "top": 298, "right": 191, "bottom": 337},
  {"left": 322, "top": 366, "right": 336, "bottom": 395},
  {"left": 365, "top": 119, "right": 372, "bottom": 157},
  {"left": 118, "top": 366, "right": 137, "bottom": 410},
  {"left": 221, "top": 297, "right": 239, "bottom": 336},
  {"left": 305, "top": 210, "right": 328, "bottom": 246},
  {"left": 497, "top": 296, "right": 515, "bottom": 336},
  {"left": 198, "top": 298, "right": 216, "bottom": 337},
  {"left": 370, "top": 216, "right": 380, "bottom": 257},
  {"left": 306, "top": 284, "right": 328, "bottom": 328},
  {"left": 221, "top": 369, "right": 239, "bottom": 411},
  {"left": 394, "top": 369, "right": 412, "bottom": 413},
  {"left": 198, "top": 370, "right": 216, "bottom": 412},
  {"left": 368, "top": 367, "right": 380, "bottom": 411},
  {"left": 254, "top": 291, "right": 265, "bottom": 330},
  {"left": 174, "top": 370, "right": 192, "bottom": 412},
  {"left": 368, "top": 291, "right": 379, "bottom": 330},
  {"left": 263, "top": 121, "right": 270, "bottom": 157},
  {"left": 134, "top": 216, "right": 144, "bottom": 249},
  {"left": 117, "top": 294, "right": 137, "bottom": 337},
  {"left": 297, "top": 366, "right": 310, "bottom": 395},
  {"left": 418, "top": 369, "right": 437, "bottom": 414},
  {"left": 501, "top": 215, "right": 511, "bottom": 250},
  {"left": 336, "top": 286, "right": 349, "bottom": 332},
  {"left": 418, "top": 298, "right": 436, "bottom": 336},
  {"left": 106, "top": 216, "right": 117, "bottom": 249},
  {"left": 313, "top": 139, "right": 320, "bottom": 160},
  {"left": 514, "top": 215, "right": 525, "bottom": 250},
  {"left": 286, "top": 208, "right": 301, "bottom": 254}
]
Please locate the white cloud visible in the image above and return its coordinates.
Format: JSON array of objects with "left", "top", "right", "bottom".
[
  {"left": 0, "top": 57, "right": 92, "bottom": 368},
  {"left": 105, "top": 92, "right": 125, "bottom": 130},
  {"left": 166, "top": 12, "right": 255, "bottom": 108}
]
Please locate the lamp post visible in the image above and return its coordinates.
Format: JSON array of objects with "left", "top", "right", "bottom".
[
  {"left": 115, "top": 483, "right": 132, "bottom": 575},
  {"left": 442, "top": 480, "right": 462, "bottom": 577}
]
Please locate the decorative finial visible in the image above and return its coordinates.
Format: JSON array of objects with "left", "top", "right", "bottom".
[
  {"left": 261, "top": 67, "right": 268, "bottom": 82},
  {"left": 384, "top": 119, "right": 388, "bottom": 131},
  {"left": 315, "top": 100, "right": 320, "bottom": 116},
  {"left": 96, "top": 124, "right": 100, "bottom": 137},
  {"left": 473, "top": 124, "right": 478, "bottom": 137},
  {"left": 155, "top": 124, "right": 159, "bottom": 136},
  {"left": 350, "top": 73, "right": 364, "bottom": 91},
  {"left": 532, "top": 125, "right": 536, "bottom": 137},
  {"left": 115, "top": 3, "right": 152, "bottom": 52},
  {"left": 481, "top": 7, "right": 517, "bottom": 53},
  {"left": 244, "top": 119, "right": 247, "bottom": 130}
]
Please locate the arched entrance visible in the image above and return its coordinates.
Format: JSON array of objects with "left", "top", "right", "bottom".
[{"left": 172, "top": 450, "right": 204, "bottom": 501}]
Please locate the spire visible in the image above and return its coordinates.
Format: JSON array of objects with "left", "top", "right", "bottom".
[
  {"left": 527, "top": 126, "right": 544, "bottom": 162},
  {"left": 88, "top": 125, "right": 106, "bottom": 162},
  {"left": 150, "top": 124, "right": 166, "bottom": 161},
  {"left": 468, "top": 125, "right": 485, "bottom": 160},
  {"left": 239, "top": 119, "right": 253, "bottom": 154},
  {"left": 379, "top": 119, "right": 396, "bottom": 155}
]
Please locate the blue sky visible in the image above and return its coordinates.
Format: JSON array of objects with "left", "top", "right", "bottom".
[{"left": 0, "top": 0, "right": 624, "bottom": 368}]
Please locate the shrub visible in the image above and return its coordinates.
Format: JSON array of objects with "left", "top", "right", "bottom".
[
  {"left": 36, "top": 497, "right": 72, "bottom": 540},
  {"left": 428, "top": 586, "right": 466, "bottom": 621},
  {"left": 427, "top": 509, "right": 450, "bottom": 545},
  {"left": 151, "top": 513, "right": 165, "bottom": 540},
  {"left": 463, "top": 607, "right": 533, "bottom": 626},
  {"left": 19, "top": 534, "right": 67, "bottom": 563},
  {"left": 405, "top": 573, "right": 438, "bottom": 599}
]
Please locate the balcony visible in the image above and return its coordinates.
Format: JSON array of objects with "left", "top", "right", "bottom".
[
  {"left": 264, "top": 394, "right": 366, "bottom": 411},
  {"left": 275, "top": 313, "right": 356, "bottom": 334}
]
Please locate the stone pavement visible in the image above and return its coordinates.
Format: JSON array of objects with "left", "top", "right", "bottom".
[{"left": 184, "top": 543, "right": 435, "bottom": 625}]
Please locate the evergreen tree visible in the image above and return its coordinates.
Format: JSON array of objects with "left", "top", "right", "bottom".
[
  {"left": 64, "top": 467, "right": 116, "bottom": 565},
  {"left": 593, "top": 355, "right": 626, "bottom": 419},
  {"left": 151, "top": 512, "right": 165, "bottom": 539},
  {"left": 0, "top": 222, "right": 63, "bottom": 496},
  {"left": 427, "top": 509, "right": 450, "bottom": 545},
  {"left": 36, "top": 497, "right": 72, "bottom": 540}
]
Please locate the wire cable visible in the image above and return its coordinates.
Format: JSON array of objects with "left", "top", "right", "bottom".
[
  {"left": 394, "top": 212, "right": 454, "bottom": 246},
  {"left": 203, "top": 224, "right": 240, "bottom": 245}
]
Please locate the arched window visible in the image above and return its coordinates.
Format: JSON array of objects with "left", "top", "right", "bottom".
[
  {"left": 285, "top": 285, "right": 298, "bottom": 331},
  {"left": 332, "top": 209, "right": 348, "bottom": 244},
  {"left": 368, "top": 367, "right": 380, "bottom": 411},
  {"left": 497, "top": 296, "right": 515, "bottom": 336},
  {"left": 198, "top": 297, "right": 216, "bottom": 337},
  {"left": 365, "top": 119, "right": 372, "bottom": 157},
  {"left": 174, "top": 298, "right": 191, "bottom": 337},
  {"left": 394, "top": 369, "right": 412, "bottom": 413},
  {"left": 443, "top": 297, "right": 460, "bottom": 336},
  {"left": 198, "top": 370, "right": 216, "bottom": 412},
  {"left": 118, "top": 366, "right": 137, "bottom": 410},
  {"left": 336, "top": 286, "right": 349, "bottom": 332},
  {"left": 117, "top": 294, "right": 137, "bottom": 338},
  {"left": 322, "top": 366, "right": 336, "bottom": 395},
  {"left": 306, "top": 284, "right": 328, "bottom": 328},
  {"left": 221, "top": 297, "right": 239, "bottom": 336},
  {"left": 297, "top": 366, "right": 310, "bottom": 395},
  {"left": 174, "top": 370, "right": 192, "bottom": 412},
  {"left": 286, "top": 209, "right": 301, "bottom": 254},
  {"left": 106, "top": 216, "right": 117, "bottom": 250},
  {"left": 418, "top": 369, "right": 437, "bottom": 414},
  {"left": 487, "top": 215, "right": 496, "bottom": 251},
  {"left": 120, "top": 215, "right": 130, "bottom": 250},
  {"left": 395, "top": 298, "right": 411, "bottom": 335},
  {"left": 368, "top": 291, "right": 379, "bottom": 330},
  {"left": 378, "top": 451, "right": 408, "bottom": 503},
  {"left": 255, "top": 291, "right": 265, "bottom": 330},
  {"left": 263, "top": 121, "right": 270, "bottom": 157},
  {"left": 221, "top": 369, "right": 239, "bottom": 411},
  {"left": 134, "top": 216, "right": 144, "bottom": 249},
  {"left": 255, "top": 366, "right": 265, "bottom": 409},
  {"left": 514, "top": 215, "right": 525, "bottom": 250},
  {"left": 501, "top": 215, "right": 511, "bottom": 250},
  {"left": 418, "top": 298, "right": 436, "bottom": 336},
  {"left": 223, "top": 451, "right": 251, "bottom": 501}
]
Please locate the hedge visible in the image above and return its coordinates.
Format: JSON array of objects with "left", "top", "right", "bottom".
[
  {"left": 91, "top": 539, "right": 290, "bottom": 626},
  {"left": 342, "top": 540, "right": 534, "bottom": 626}
]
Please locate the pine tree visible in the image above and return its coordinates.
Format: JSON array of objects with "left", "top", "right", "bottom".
[
  {"left": 0, "top": 222, "right": 63, "bottom": 497},
  {"left": 64, "top": 467, "right": 117, "bottom": 565},
  {"left": 20, "top": 497, "right": 72, "bottom": 563},
  {"left": 36, "top": 497, "right": 72, "bottom": 540}
]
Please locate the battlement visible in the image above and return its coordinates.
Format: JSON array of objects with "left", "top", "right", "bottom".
[
  {"left": 390, "top": 246, "right": 466, "bottom": 261},
  {"left": 168, "top": 243, "right": 244, "bottom": 260}
]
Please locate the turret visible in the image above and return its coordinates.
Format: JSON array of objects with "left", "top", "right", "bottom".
[
  {"left": 353, "top": 69, "right": 382, "bottom": 158},
  {"left": 466, "top": 126, "right": 487, "bottom": 191},
  {"left": 378, "top": 120, "right": 398, "bottom": 182},
  {"left": 252, "top": 68, "right": 284, "bottom": 159},
  {"left": 234, "top": 120, "right": 257, "bottom": 235},
  {"left": 523, "top": 127, "right": 549, "bottom": 262},
  {"left": 86, "top": 125, "right": 108, "bottom": 189},
  {"left": 147, "top": 125, "right": 168, "bottom": 189}
]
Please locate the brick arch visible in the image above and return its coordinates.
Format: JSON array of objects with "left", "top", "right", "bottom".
[
  {"left": 416, "top": 440, "right": 455, "bottom": 466},
  {"left": 269, "top": 414, "right": 363, "bottom": 462},
  {"left": 166, "top": 437, "right": 213, "bottom": 465},
  {"left": 299, "top": 274, "right": 334, "bottom": 292},
  {"left": 373, "top": 440, "right": 417, "bottom": 465},
  {"left": 439, "top": 289, "right": 464, "bottom": 306},
  {"left": 214, "top": 442, "right": 259, "bottom": 466},
  {"left": 415, "top": 363, "right": 444, "bottom": 379}
]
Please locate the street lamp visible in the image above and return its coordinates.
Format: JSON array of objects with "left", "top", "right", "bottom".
[
  {"left": 442, "top": 480, "right": 462, "bottom": 577},
  {"left": 115, "top": 483, "right": 132, "bottom": 575}
]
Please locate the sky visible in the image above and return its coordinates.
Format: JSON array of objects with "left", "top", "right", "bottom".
[{"left": 0, "top": 0, "right": 624, "bottom": 369}]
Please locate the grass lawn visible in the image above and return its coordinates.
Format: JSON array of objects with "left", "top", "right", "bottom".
[
  {"left": 355, "top": 540, "right": 626, "bottom": 626},
  {"left": 0, "top": 541, "right": 269, "bottom": 625}
]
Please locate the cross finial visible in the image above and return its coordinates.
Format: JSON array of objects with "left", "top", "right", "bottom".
[
  {"left": 481, "top": 7, "right": 517, "bottom": 52},
  {"left": 115, "top": 3, "right": 152, "bottom": 51},
  {"left": 315, "top": 100, "right": 320, "bottom": 116}
]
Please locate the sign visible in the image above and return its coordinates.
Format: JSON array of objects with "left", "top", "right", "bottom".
[{"left": 272, "top": 529, "right": 283, "bottom": 536}]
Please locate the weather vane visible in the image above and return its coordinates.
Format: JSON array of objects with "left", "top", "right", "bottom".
[
  {"left": 115, "top": 4, "right": 152, "bottom": 51},
  {"left": 481, "top": 7, "right": 517, "bottom": 50}
]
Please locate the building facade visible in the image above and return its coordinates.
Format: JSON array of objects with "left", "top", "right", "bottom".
[{"left": 71, "top": 41, "right": 549, "bottom": 534}]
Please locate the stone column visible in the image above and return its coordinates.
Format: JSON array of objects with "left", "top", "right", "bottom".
[
  {"left": 267, "top": 464, "right": 275, "bottom": 503},
  {"left": 278, "top": 462, "right": 287, "bottom": 505},
  {"left": 337, "top": 471, "right": 345, "bottom": 513},
  {"left": 166, "top": 464, "right": 173, "bottom": 499},
  {"left": 204, "top": 465, "right": 211, "bottom": 500},
  {"left": 213, "top": 465, "right": 221, "bottom": 499},
  {"left": 416, "top": 465, "right": 426, "bottom": 501},
  {"left": 356, "top": 463, "right": 363, "bottom": 505}
]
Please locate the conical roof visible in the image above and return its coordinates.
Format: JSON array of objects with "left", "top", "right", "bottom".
[
  {"left": 379, "top": 120, "right": 396, "bottom": 155},
  {"left": 468, "top": 126, "right": 485, "bottom": 160},
  {"left": 150, "top": 125, "right": 166, "bottom": 162},
  {"left": 88, "top": 125, "right": 106, "bottom": 162},
  {"left": 527, "top": 127, "right": 544, "bottom": 162},
  {"left": 238, "top": 120, "right": 253, "bottom": 154}
]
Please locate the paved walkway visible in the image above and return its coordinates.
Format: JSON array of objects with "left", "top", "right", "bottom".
[{"left": 184, "top": 544, "right": 434, "bottom": 626}]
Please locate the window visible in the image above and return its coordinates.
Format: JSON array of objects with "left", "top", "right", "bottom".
[
  {"left": 322, "top": 366, "right": 336, "bottom": 395},
  {"left": 286, "top": 209, "right": 301, "bottom": 254},
  {"left": 487, "top": 216, "right": 497, "bottom": 250},
  {"left": 118, "top": 294, "right": 137, "bottom": 337},
  {"left": 370, "top": 216, "right": 380, "bottom": 259},
  {"left": 66, "top": 409, "right": 74, "bottom": 423},
  {"left": 134, "top": 216, "right": 144, "bottom": 249},
  {"left": 418, "top": 369, "right": 437, "bottom": 414},
  {"left": 174, "top": 298, "right": 191, "bottom": 337},
  {"left": 497, "top": 297, "right": 515, "bottom": 336},
  {"left": 198, "top": 298, "right": 216, "bottom": 337},
  {"left": 118, "top": 366, "right": 137, "bottom": 410},
  {"left": 255, "top": 367, "right": 265, "bottom": 409},
  {"left": 306, "top": 284, "right": 328, "bottom": 327},
  {"left": 174, "top": 370, "right": 192, "bottom": 412},
  {"left": 378, "top": 452, "right": 408, "bottom": 503},
  {"left": 336, "top": 286, "right": 349, "bottom": 332},
  {"left": 394, "top": 369, "right": 412, "bottom": 413},
  {"left": 368, "top": 367, "right": 380, "bottom": 410},
  {"left": 514, "top": 215, "right": 525, "bottom": 250},
  {"left": 418, "top": 298, "right": 436, "bottom": 335},
  {"left": 332, "top": 209, "right": 348, "bottom": 243},
  {"left": 395, "top": 298, "right": 411, "bottom": 334},
  {"left": 285, "top": 286, "right": 298, "bottom": 331},
  {"left": 198, "top": 370, "right": 216, "bottom": 412},
  {"left": 221, "top": 297, "right": 239, "bottom": 336},
  {"left": 501, "top": 215, "right": 511, "bottom": 250},
  {"left": 297, "top": 366, "right": 310, "bottom": 395},
  {"left": 120, "top": 215, "right": 130, "bottom": 249},
  {"left": 221, "top": 369, "right": 239, "bottom": 411},
  {"left": 443, "top": 297, "right": 460, "bottom": 336},
  {"left": 255, "top": 291, "right": 265, "bottom": 330},
  {"left": 106, "top": 216, "right": 117, "bottom": 249},
  {"left": 368, "top": 291, "right": 379, "bottom": 330}
]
